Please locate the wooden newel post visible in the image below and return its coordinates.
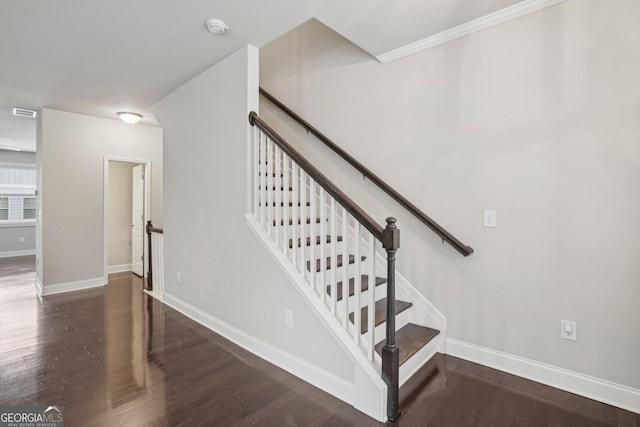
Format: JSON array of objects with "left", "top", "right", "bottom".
[
  {"left": 146, "top": 220, "right": 153, "bottom": 291},
  {"left": 382, "top": 217, "right": 400, "bottom": 422}
]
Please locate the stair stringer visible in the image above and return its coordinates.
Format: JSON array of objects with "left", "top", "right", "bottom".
[
  {"left": 373, "top": 251, "right": 447, "bottom": 386},
  {"left": 245, "top": 213, "right": 387, "bottom": 422}
]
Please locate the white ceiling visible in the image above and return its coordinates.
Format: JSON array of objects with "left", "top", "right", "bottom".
[{"left": 0, "top": 0, "right": 522, "bottom": 151}]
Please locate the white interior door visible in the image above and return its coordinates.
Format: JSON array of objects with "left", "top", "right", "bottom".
[{"left": 131, "top": 165, "right": 145, "bottom": 276}]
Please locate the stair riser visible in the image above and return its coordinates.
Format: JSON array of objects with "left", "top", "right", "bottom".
[
  {"left": 274, "top": 243, "right": 348, "bottom": 265},
  {"left": 331, "top": 285, "right": 387, "bottom": 313},
  {"left": 398, "top": 335, "right": 441, "bottom": 388},
  {"left": 368, "top": 307, "right": 412, "bottom": 345},
  {"left": 296, "top": 241, "right": 346, "bottom": 259},
  {"left": 333, "top": 296, "right": 411, "bottom": 344},
  {"left": 308, "top": 260, "right": 373, "bottom": 284},
  {"left": 266, "top": 222, "right": 330, "bottom": 237},
  {"left": 262, "top": 206, "right": 332, "bottom": 221}
]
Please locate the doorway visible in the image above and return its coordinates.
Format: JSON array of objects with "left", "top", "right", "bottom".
[{"left": 104, "top": 158, "right": 151, "bottom": 280}]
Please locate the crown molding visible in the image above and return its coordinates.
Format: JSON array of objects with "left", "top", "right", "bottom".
[{"left": 376, "top": 0, "right": 567, "bottom": 64}]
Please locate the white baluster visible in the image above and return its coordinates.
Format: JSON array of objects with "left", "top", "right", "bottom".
[
  {"left": 274, "top": 146, "right": 282, "bottom": 246},
  {"left": 353, "top": 223, "right": 361, "bottom": 345},
  {"left": 266, "top": 138, "right": 273, "bottom": 235},
  {"left": 253, "top": 127, "right": 259, "bottom": 217},
  {"left": 368, "top": 232, "right": 376, "bottom": 361},
  {"left": 319, "top": 187, "right": 327, "bottom": 301},
  {"left": 283, "top": 156, "right": 290, "bottom": 255},
  {"left": 309, "top": 180, "right": 317, "bottom": 291},
  {"left": 342, "top": 209, "right": 349, "bottom": 329},
  {"left": 299, "top": 170, "right": 307, "bottom": 277},
  {"left": 259, "top": 132, "right": 266, "bottom": 227},
  {"left": 330, "top": 198, "right": 337, "bottom": 315},
  {"left": 291, "top": 162, "right": 298, "bottom": 270}
]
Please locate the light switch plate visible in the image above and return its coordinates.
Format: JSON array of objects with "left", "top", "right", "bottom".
[{"left": 561, "top": 319, "right": 577, "bottom": 341}]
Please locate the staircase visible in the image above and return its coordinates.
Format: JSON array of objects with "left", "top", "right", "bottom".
[
  {"left": 247, "top": 111, "right": 453, "bottom": 422},
  {"left": 298, "top": 228, "right": 441, "bottom": 366}
]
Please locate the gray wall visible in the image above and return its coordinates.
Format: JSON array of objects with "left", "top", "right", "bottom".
[
  {"left": 151, "top": 45, "right": 355, "bottom": 381},
  {"left": 260, "top": 0, "right": 640, "bottom": 390},
  {"left": 39, "top": 109, "right": 163, "bottom": 287},
  {"left": 0, "top": 149, "right": 35, "bottom": 256},
  {"left": 0, "top": 149, "right": 35, "bottom": 164},
  {"left": 0, "top": 225, "right": 35, "bottom": 255}
]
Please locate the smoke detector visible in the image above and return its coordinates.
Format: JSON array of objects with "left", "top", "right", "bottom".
[{"left": 206, "top": 18, "right": 229, "bottom": 35}]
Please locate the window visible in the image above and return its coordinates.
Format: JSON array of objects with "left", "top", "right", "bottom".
[{"left": 0, "top": 166, "right": 36, "bottom": 223}]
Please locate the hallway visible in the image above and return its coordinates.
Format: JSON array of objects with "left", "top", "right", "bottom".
[{"left": 0, "top": 256, "right": 637, "bottom": 426}]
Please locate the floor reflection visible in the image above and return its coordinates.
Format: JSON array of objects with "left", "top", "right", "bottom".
[
  {"left": 107, "top": 273, "right": 146, "bottom": 406},
  {"left": 104, "top": 272, "right": 166, "bottom": 424}
]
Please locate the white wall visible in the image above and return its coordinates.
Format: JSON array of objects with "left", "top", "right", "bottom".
[
  {"left": 39, "top": 109, "right": 162, "bottom": 291},
  {"left": 108, "top": 161, "right": 137, "bottom": 269},
  {"left": 151, "top": 45, "right": 355, "bottom": 383},
  {"left": 260, "top": 0, "right": 640, "bottom": 391},
  {"left": 0, "top": 150, "right": 36, "bottom": 256}
]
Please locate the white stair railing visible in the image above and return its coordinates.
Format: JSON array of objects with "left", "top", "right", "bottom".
[
  {"left": 145, "top": 222, "right": 164, "bottom": 298},
  {"left": 248, "top": 112, "right": 399, "bottom": 371}
]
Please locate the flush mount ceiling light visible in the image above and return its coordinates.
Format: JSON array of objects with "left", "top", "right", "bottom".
[
  {"left": 206, "top": 18, "right": 229, "bottom": 35},
  {"left": 117, "top": 112, "right": 142, "bottom": 124}
]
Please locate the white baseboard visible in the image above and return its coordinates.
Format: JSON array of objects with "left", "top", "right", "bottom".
[
  {"left": 0, "top": 249, "right": 35, "bottom": 258},
  {"left": 39, "top": 276, "right": 107, "bottom": 296},
  {"left": 446, "top": 338, "right": 640, "bottom": 415},
  {"left": 34, "top": 274, "right": 43, "bottom": 296},
  {"left": 162, "top": 292, "right": 356, "bottom": 411},
  {"left": 143, "top": 289, "right": 164, "bottom": 303},
  {"left": 108, "top": 263, "right": 132, "bottom": 274}
]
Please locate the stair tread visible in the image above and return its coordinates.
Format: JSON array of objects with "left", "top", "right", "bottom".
[
  {"left": 307, "top": 254, "right": 366, "bottom": 272},
  {"left": 349, "top": 298, "right": 412, "bottom": 334},
  {"left": 289, "top": 235, "right": 343, "bottom": 248},
  {"left": 375, "top": 324, "right": 440, "bottom": 366},
  {"left": 326, "top": 275, "right": 386, "bottom": 301}
]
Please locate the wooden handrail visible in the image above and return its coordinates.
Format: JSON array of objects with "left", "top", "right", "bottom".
[
  {"left": 259, "top": 87, "right": 474, "bottom": 257},
  {"left": 249, "top": 111, "right": 384, "bottom": 242}
]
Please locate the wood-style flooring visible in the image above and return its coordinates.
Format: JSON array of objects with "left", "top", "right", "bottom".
[{"left": 1, "top": 256, "right": 638, "bottom": 426}]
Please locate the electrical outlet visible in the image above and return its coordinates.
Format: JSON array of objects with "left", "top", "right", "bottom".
[
  {"left": 285, "top": 309, "right": 294, "bottom": 328},
  {"left": 19, "top": 237, "right": 25, "bottom": 243},
  {"left": 561, "top": 319, "right": 577, "bottom": 341},
  {"left": 483, "top": 210, "right": 497, "bottom": 228},
  {"left": 176, "top": 271, "right": 182, "bottom": 285}
]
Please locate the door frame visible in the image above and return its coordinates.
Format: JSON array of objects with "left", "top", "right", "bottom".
[{"left": 103, "top": 156, "right": 152, "bottom": 282}]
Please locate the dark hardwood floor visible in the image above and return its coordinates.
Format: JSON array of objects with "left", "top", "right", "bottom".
[{"left": 1, "top": 255, "right": 638, "bottom": 426}]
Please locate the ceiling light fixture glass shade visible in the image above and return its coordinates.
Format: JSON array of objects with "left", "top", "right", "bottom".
[{"left": 117, "top": 112, "right": 143, "bottom": 124}]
